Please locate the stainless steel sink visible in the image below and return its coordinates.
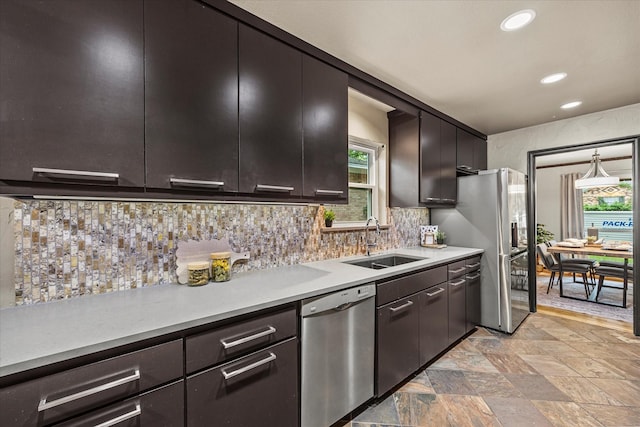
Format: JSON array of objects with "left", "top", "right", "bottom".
[{"left": 343, "top": 254, "right": 426, "bottom": 269}]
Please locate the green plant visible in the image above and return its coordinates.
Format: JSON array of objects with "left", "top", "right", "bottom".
[
  {"left": 436, "top": 230, "right": 445, "bottom": 240},
  {"left": 584, "top": 202, "right": 632, "bottom": 211},
  {"left": 323, "top": 208, "right": 335, "bottom": 221},
  {"left": 536, "top": 223, "right": 554, "bottom": 244}
]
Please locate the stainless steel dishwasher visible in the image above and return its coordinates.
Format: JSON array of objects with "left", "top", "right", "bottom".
[{"left": 300, "top": 283, "right": 376, "bottom": 427}]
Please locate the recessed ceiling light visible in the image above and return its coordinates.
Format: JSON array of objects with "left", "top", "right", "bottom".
[
  {"left": 541, "top": 72, "right": 567, "bottom": 84},
  {"left": 561, "top": 101, "right": 582, "bottom": 109},
  {"left": 500, "top": 9, "right": 536, "bottom": 31}
]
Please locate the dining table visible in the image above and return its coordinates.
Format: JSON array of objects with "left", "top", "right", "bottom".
[{"left": 547, "top": 244, "right": 633, "bottom": 307}]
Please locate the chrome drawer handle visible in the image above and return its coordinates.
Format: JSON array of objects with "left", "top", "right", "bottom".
[
  {"left": 95, "top": 404, "right": 141, "bottom": 427},
  {"left": 458, "top": 165, "right": 472, "bottom": 169},
  {"left": 32, "top": 167, "right": 119, "bottom": 180},
  {"left": 450, "top": 279, "right": 466, "bottom": 287},
  {"left": 170, "top": 178, "right": 224, "bottom": 188},
  {"left": 466, "top": 262, "right": 481, "bottom": 269},
  {"left": 220, "top": 326, "right": 277, "bottom": 349},
  {"left": 256, "top": 184, "right": 294, "bottom": 192},
  {"left": 467, "top": 273, "right": 481, "bottom": 280},
  {"left": 38, "top": 369, "right": 140, "bottom": 412},
  {"left": 426, "top": 287, "right": 445, "bottom": 297},
  {"left": 222, "top": 352, "right": 276, "bottom": 380},
  {"left": 449, "top": 267, "right": 466, "bottom": 274},
  {"left": 442, "top": 198, "right": 456, "bottom": 202},
  {"left": 424, "top": 197, "right": 438, "bottom": 201},
  {"left": 389, "top": 300, "right": 414, "bottom": 312},
  {"left": 315, "top": 189, "right": 344, "bottom": 195}
]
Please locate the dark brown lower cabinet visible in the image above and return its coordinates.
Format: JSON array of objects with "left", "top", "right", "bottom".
[
  {"left": 419, "top": 284, "right": 449, "bottom": 365},
  {"left": 448, "top": 277, "right": 467, "bottom": 344},
  {"left": 466, "top": 270, "right": 481, "bottom": 333},
  {"left": 376, "top": 294, "right": 420, "bottom": 396},
  {"left": 186, "top": 337, "right": 298, "bottom": 427},
  {"left": 57, "top": 381, "right": 184, "bottom": 427}
]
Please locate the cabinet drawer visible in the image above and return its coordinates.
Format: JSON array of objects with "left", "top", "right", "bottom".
[
  {"left": 377, "top": 266, "right": 447, "bottom": 306},
  {"left": 56, "top": 380, "right": 184, "bottom": 427},
  {"left": 1, "top": 339, "right": 182, "bottom": 426},
  {"left": 186, "top": 306, "right": 296, "bottom": 374},
  {"left": 465, "top": 256, "right": 481, "bottom": 274},
  {"left": 448, "top": 260, "right": 467, "bottom": 279},
  {"left": 187, "top": 337, "right": 298, "bottom": 427}
]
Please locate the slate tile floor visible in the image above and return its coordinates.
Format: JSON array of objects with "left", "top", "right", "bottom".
[{"left": 338, "top": 312, "right": 640, "bottom": 426}]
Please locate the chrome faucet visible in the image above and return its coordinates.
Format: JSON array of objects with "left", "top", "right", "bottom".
[{"left": 365, "top": 216, "right": 381, "bottom": 256}]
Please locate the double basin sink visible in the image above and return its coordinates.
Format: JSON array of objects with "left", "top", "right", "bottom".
[{"left": 343, "top": 254, "right": 427, "bottom": 270}]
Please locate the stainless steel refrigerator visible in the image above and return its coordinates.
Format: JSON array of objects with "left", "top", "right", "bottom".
[{"left": 431, "top": 168, "right": 529, "bottom": 333}]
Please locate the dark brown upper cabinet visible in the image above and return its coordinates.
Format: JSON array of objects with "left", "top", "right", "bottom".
[
  {"left": 389, "top": 110, "right": 457, "bottom": 207},
  {"left": 420, "top": 112, "right": 457, "bottom": 205},
  {"left": 389, "top": 112, "right": 420, "bottom": 207},
  {"left": 457, "top": 128, "right": 487, "bottom": 173},
  {"left": 302, "top": 55, "right": 348, "bottom": 202},
  {"left": 144, "top": 0, "right": 239, "bottom": 193},
  {"left": 239, "top": 24, "right": 303, "bottom": 197},
  {"left": 0, "top": 0, "right": 144, "bottom": 188}
]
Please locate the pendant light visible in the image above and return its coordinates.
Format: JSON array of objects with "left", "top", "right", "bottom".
[{"left": 574, "top": 149, "right": 619, "bottom": 189}]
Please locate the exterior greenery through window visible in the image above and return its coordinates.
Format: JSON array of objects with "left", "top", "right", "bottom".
[{"left": 329, "top": 142, "right": 379, "bottom": 223}]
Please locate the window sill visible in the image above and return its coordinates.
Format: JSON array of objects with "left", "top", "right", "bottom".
[{"left": 321, "top": 224, "right": 391, "bottom": 233}]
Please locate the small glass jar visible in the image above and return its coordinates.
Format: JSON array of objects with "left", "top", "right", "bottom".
[
  {"left": 187, "top": 262, "right": 210, "bottom": 286},
  {"left": 210, "top": 252, "right": 231, "bottom": 282}
]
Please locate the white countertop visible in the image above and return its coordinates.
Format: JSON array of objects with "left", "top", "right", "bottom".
[{"left": 0, "top": 246, "right": 482, "bottom": 380}]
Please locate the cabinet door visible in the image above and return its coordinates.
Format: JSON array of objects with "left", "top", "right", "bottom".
[
  {"left": 0, "top": 0, "right": 144, "bottom": 187},
  {"left": 389, "top": 112, "right": 420, "bottom": 207},
  {"left": 474, "top": 138, "right": 487, "bottom": 171},
  {"left": 448, "top": 278, "right": 467, "bottom": 344},
  {"left": 419, "top": 112, "right": 441, "bottom": 204},
  {"left": 56, "top": 381, "right": 184, "bottom": 427},
  {"left": 302, "top": 55, "right": 348, "bottom": 201},
  {"left": 187, "top": 338, "right": 298, "bottom": 427},
  {"left": 419, "top": 284, "right": 449, "bottom": 365},
  {"left": 466, "top": 271, "right": 481, "bottom": 333},
  {"left": 239, "top": 24, "right": 302, "bottom": 196},
  {"left": 376, "top": 295, "right": 419, "bottom": 396},
  {"left": 456, "top": 128, "right": 475, "bottom": 171},
  {"left": 440, "top": 120, "right": 457, "bottom": 203},
  {"left": 144, "top": 0, "right": 238, "bottom": 192}
]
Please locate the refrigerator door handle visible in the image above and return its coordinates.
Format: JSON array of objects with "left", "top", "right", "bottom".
[{"left": 498, "top": 253, "right": 509, "bottom": 328}]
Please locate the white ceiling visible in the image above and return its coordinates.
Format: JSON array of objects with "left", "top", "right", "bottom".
[{"left": 229, "top": 0, "right": 640, "bottom": 136}]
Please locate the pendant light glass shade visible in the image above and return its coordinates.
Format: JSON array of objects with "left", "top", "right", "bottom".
[{"left": 574, "top": 150, "right": 619, "bottom": 189}]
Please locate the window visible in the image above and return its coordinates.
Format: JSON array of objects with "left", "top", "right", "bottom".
[{"left": 329, "top": 137, "right": 384, "bottom": 225}]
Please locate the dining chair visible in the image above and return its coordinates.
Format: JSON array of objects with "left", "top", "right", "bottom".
[
  {"left": 536, "top": 243, "right": 592, "bottom": 295},
  {"left": 594, "top": 263, "right": 634, "bottom": 308},
  {"left": 546, "top": 240, "right": 597, "bottom": 285}
]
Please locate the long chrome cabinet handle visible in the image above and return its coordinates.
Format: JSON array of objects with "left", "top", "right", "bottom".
[
  {"left": 466, "top": 273, "right": 481, "bottom": 280},
  {"left": 442, "top": 198, "right": 456, "bottom": 202},
  {"left": 38, "top": 369, "right": 140, "bottom": 412},
  {"left": 424, "top": 197, "right": 439, "bottom": 202},
  {"left": 95, "top": 404, "right": 141, "bottom": 427},
  {"left": 170, "top": 178, "right": 224, "bottom": 188},
  {"left": 220, "top": 326, "right": 276, "bottom": 349},
  {"left": 32, "top": 167, "right": 119, "bottom": 180},
  {"left": 450, "top": 279, "right": 466, "bottom": 287},
  {"left": 221, "top": 352, "right": 276, "bottom": 380},
  {"left": 466, "top": 262, "right": 481, "bottom": 269},
  {"left": 255, "top": 184, "right": 294, "bottom": 192},
  {"left": 449, "top": 267, "right": 466, "bottom": 274},
  {"left": 315, "top": 189, "right": 344, "bottom": 195},
  {"left": 426, "top": 287, "right": 445, "bottom": 297},
  {"left": 389, "top": 300, "right": 414, "bottom": 312}
]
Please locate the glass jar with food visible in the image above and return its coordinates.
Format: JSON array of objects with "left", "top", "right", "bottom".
[
  {"left": 210, "top": 252, "right": 231, "bottom": 282},
  {"left": 187, "top": 262, "right": 210, "bottom": 286}
]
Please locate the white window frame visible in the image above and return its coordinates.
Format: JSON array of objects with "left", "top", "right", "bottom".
[{"left": 333, "top": 136, "right": 386, "bottom": 227}]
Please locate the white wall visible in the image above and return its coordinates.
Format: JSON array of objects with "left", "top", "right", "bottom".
[
  {"left": 348, "top": 94, "right": 390, "bottom": 221},
  {"left": 536, "top": 158, "right": 632, "bottom": 240},
  {"left": 487, "top": 103, "right": 640, "bottom": 173}
]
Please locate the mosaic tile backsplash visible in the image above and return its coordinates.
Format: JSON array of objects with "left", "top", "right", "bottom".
[{"left": 12, "top": 200, "right": 428, "bottom": 305}]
